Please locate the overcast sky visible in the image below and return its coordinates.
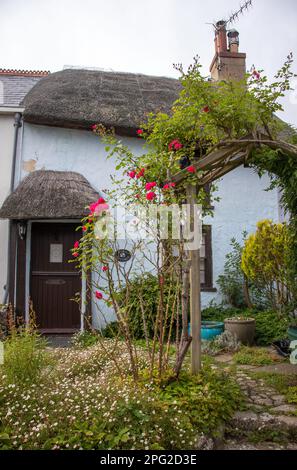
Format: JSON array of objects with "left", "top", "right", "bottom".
[{"left": 1, "top": 0, "right": 296, "bottom": 125}]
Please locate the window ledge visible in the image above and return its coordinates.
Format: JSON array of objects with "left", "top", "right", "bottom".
[{"left": 201, "top": 287, "right": 217, "bottom": 293}]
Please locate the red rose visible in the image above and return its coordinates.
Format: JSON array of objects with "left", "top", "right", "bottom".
[
  {"left": 102, "top": 266, "right": 108, "bottom": 272},
  {"left": 187, "top": 166, "right": 196, "bottom": 174},
  {"left": 163, "top": 182, "right": 176, "bottom": 190},
  {"left": 137, "top": 129, "right": 144, "bottom": 136},
  {"left": 145, "top": 182, "right": 157, "bottom": 191},
  {"left": 91, "top": 124, "right": 97, "bottom": 130},
  {"left": 169, "top": 139, "right": 183, "bottom": 151},
  {"left": 95, "top": 291, "right": 103, "bottom": 300},
  {"left": 136, "top": 168, "right": 145, "bottom": 179},
  {"left": 128, "top": 171, "right": 136, "bottom": 178},
  {"left": 74, "top": 241, "right": 79, "bottom": 249},
  {"left": 146, "top": 191, "right": 156, "bottom": 201},
  {"left": 82, "top": 225, "right": 87, "bottom": 232}
]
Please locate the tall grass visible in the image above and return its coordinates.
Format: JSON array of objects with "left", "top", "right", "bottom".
[
  {"left": 0, "top": 306, "right": 52, "bottom": 386},
  {"left": 2, "top": 328, "right": 51, "bottom": 386}
]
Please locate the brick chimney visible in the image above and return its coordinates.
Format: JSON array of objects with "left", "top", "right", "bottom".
[{"left": 210, "top": 21, "right": 246, "bottom": 81}]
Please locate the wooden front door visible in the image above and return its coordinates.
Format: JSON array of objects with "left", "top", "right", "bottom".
[{"left": 30, "top": 223, "right": 81, "bottom": 333}]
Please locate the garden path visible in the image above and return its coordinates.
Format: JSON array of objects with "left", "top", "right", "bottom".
[{"left": 214, "top": 351, "right": 297, "bottom": 450}]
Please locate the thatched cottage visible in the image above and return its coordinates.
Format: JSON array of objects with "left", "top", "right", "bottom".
[{"left": 0, "top": 26, "right": 283, "bottom": 333}]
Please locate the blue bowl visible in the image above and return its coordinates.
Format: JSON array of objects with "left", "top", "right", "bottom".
[{"left": 188, "top": 321, "right": 224, "bottom": 341}]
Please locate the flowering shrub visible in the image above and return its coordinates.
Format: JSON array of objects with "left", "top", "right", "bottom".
[
  {"left": 0, "top": 341, "right": 242, "bottom": 450},
  {"left": 81, "top": 55, "right": 297, "bottom": 383},
  {"left": 241, "top": 220, "right": 293, "bottom": 311}
]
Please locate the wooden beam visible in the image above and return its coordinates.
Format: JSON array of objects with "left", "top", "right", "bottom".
[
  {"left": 186, "top": 184, "right": 201, "bottom": 374},
  {"left": 171, "top": 144, "right": 249, "bottom": 184},
  {"left": 199, "top": 154, "right": 246, "bottom": 185}
]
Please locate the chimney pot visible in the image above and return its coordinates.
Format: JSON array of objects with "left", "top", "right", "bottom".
[
  {"left": 215, "top": 20, "right": 228, "bottom": 53},
  {"left": 210, "top": 26, "right": 246, "bottom": 81}
]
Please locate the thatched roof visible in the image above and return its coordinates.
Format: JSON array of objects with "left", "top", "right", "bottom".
[
  {"left": 22, "top": 69, "right": 182, "bottom": 135},
  {"left": 0, "top": 170, "right": 99, "bottom": 220}
]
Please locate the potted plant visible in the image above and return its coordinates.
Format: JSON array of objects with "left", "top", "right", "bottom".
[
  {"left": 288, "top": 318, "right": 297, "bottom": 341},
  {"left": 224, "top": 316, "right": 255, "bottom": 345}
]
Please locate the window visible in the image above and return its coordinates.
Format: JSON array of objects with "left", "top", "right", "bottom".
[{"left": 200, "top": 225, "right": 215, "bottom": 291}]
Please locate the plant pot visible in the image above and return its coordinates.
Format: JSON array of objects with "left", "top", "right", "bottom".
[
  {"left": 224, "top": 317, "right": 255, "bottom": 346},
  {"left": 188, "top": 321, "right": 224, "bottom": 341},
  {"left": 288, "top": 326, "right": 297, "bottom": 341}
]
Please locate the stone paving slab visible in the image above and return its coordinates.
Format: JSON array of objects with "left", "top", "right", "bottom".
[
  {"left": 253, "top": 363, "right": 297, "bottom": 375},
  {"left": 223, "top": 440, "right": 297, "bottom": 450},
  {"left": 45, "top": 335, "right": 73, "bottom": 348}
]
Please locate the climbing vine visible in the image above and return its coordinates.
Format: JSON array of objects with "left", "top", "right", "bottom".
[{"left": 72, "top": 53, "right": 297, "bottom": 380}]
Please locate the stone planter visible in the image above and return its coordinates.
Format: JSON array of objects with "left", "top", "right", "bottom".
[{"left": 224, "top": 317, "right": 255, "bottom": 346}]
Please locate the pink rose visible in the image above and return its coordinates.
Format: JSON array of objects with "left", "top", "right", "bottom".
[
  {"left": 94, "top": 202, "right": 109, "bottom": 215},
  {"left": 74, "top": 241, "right": 79, "bottom": 249},
  {"left": 128, "top": 171, "right": 136, "bottom": 178}
]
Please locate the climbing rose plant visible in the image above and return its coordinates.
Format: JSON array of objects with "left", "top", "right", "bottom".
[{"left": 73, "top": 54, "right": 297, "bottom": 381}]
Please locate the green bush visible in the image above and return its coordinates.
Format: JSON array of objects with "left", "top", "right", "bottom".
[
  {"left": 217, "top": 236, "right": 267, "bottom": 310},
  {"left": 2, "top": 328, "right": 51, "bottom": 386},
  {"left": 233, "top": 346, "right": 280, "bottom": 366},
  {"left": 217, "top": 237, "right": 247, "bottom": 308},
  {"left": 116, "top": 273, "right": 181, "bottom": 340},
  {"left": 252, "top": 310, "right": 288, "bottom": 346},
  {"left": 71, "top": 330, "right": 101, "bottom": 348},
  {"left": 161, "top": 367, "right": 242, "bottom": 436},
  {"left": 202, "top": 305, "right": 243, "bottom": 322},
  {"left": 202, "top": 306, "right": 288, "bottom": 346}
]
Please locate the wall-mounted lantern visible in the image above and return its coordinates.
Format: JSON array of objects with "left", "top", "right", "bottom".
[{"left": 17, "top": 220, "right": 27, "bottom": 240}]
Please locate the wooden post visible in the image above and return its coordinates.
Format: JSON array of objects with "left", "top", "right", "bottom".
[{"left": 187, "top": 185, "right": 202, "bottom": 374}]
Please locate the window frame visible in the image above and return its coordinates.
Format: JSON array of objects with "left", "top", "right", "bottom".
[{"left": 200, "top": 225, "right": 216, "bottom": 292}]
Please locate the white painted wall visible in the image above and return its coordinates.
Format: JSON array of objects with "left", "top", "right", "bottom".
[
  {"left": 202, "top": 166, "right": 279, "bottom": 307},
  {"left": 19, "top": 123, "right": 145, "bottom": 191},
  {"left": 19, "top": 123, "right": 280, "bottom": 324},
  {"left": 0, "top": 114, "right": 14, "bottom": 300}
]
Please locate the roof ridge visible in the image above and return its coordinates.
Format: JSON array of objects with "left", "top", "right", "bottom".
[{"left": 0, "top": 69, "right": 50, "bottom": 77}]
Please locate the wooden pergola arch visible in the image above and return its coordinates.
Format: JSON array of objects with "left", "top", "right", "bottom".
[{"left": 170, "top": 133, "right": 297, "bottom": 374}]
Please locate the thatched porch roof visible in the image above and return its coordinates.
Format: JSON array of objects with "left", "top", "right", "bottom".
[
  {"left": 22, "top": 69, "right": 182, "bottom": 135},
  {"left": 0, "top": 170, "right": 99, "bottom": 220}
]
